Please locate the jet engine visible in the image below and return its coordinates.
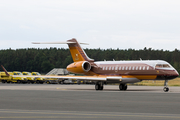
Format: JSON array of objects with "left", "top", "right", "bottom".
[{"left": 66, "top": 61, "right": 91, "bottom": 74}]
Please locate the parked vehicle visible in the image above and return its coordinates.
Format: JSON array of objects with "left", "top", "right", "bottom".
[
  {"left": 22, "top": 72, "right": 35, "bottom": 84},
  {"left": 31, "top": 72, "right": 45, "bottom": 84},
  {"left": 0, "top": 72, "right": 13, "bottom": 83},
  {"left": 0, "top": 71, "right": 27, "bottom": 83},
  {"left": 12, "top": 71, "right": 27, "bottom": 83}
]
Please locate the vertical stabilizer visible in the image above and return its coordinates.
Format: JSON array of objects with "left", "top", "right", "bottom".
[{"left": 67, "top": 39, "right": 94, "bottom": 62}]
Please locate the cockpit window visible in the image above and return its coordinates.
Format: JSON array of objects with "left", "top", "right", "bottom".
[
  {"left": 156, "top": 64, "right": 170, "bottom": 68},
  {"left": 163, "top": 64, "right": 170, "bottom": 68}
]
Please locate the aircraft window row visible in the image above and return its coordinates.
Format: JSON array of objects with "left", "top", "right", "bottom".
[
  {"left": 156, "top": 64, "right": 170, "bottom": 68},
  {"left": 102, "top": 66, "right": 150, "bottom": 70}
]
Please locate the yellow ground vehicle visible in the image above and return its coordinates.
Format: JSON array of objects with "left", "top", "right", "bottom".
[
  {"left": 31, "top": 72, "right": 44, "bottom": 84},
  {"left": 0, "top": 71, "right": 27, "bottom": 83},
  {"left": 0, "top": 72, "right": 13, "bottom": 83},
  {"left": 22, "top": 72, "right": 35, "bottom": 84},
  {"left": 12, "top": 71, "right": 27, "bottom": 83}
]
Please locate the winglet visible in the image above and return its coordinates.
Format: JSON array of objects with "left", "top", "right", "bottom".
[{"left": 1, "top": 65, "right": 10, "bottom": 76}]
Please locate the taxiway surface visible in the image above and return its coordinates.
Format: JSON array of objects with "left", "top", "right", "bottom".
[{"left": 0, "top": 84, "right": 180, "bottom": 120}]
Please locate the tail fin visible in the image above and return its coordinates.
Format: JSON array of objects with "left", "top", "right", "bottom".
[
  {"left": 67, "top": 39, "right": 94, "bottom": 62},
  {"left": 32, "top": 38, "right": 94, "bottom": 62},
  {"left": 1, "top": 65, "right": 10, "bottom": 76}
]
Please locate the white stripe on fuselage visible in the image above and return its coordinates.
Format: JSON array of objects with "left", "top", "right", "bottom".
[{"left": 94, "top": 60, "right": 174, "bottom": 70}]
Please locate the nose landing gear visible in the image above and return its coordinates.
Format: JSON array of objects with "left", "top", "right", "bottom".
[{"left": 163, "top": 80, "right": 169, "bottom": 92}]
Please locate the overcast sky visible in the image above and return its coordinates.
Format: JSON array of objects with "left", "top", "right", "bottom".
[{"left": 0, "top": 0, "right": 180, "bottom": 51}]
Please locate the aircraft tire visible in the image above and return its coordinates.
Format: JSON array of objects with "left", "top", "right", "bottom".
[
  {"left": 119, "top": 84, "right": 127, "bottom": 91},
  {"left": 95, "top": 84, "right": 100, "bottom": 90},
  {"left": 119, "top": 84, "right": 123, "bottom": 90},
  {"left": 95, "top": 83, "right": 103, "bottom": 90},
  {"left": 100, "top": 85, "right": 103, "bottom": 90},
  {"left": 124, "top": 84, "right": 127, "bottom": 90},
  {"left": 163, "top": 87, "right": 169, "bottom": 92}
]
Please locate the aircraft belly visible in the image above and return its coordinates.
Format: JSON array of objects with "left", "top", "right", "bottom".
[
  {"left": 106, "top": 77, "right": 140, "bottom": 84},
  {"left": 132, "top": 75, "right": 157, "bottom": 80},
  {"left": 121, "top": 77, "right": 141, "bottom": 84}
]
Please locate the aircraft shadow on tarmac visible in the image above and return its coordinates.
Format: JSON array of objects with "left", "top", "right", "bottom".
[{"left": 67, "top": 88, "right": 159, "bottom": 92}]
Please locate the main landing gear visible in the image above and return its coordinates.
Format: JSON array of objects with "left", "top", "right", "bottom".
[
  {"left": 119, "top": 84, "right": 127, "bottom": 91},
  {"left": 163, "top": 80, "right": 169, "bottom": 92},
  {"left": 95, "top": 82, "right": 103, "bottom": 90}
]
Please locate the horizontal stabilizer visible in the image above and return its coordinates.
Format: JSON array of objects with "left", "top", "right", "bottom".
[
  {"left": 32, "top": 41, "right": 75, "bottom": 44},
  {"left": 32, "top": 41, "right": 89, "bottom": 45}
]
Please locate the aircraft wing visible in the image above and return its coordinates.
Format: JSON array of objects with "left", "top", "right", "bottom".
[
  {"left": 11, "top": 75, "right": 122, "bottom": 81},
  {"left": 1, "top": 65, "right": 137, "bottom": 83}
]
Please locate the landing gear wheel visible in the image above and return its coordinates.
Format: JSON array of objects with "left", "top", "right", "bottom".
[
  {"left": 95, "top": 83, "right": 104, "bottom": 90},
  {"left": 163, "top": 80, "right": 169, "bottom": 92},
  {"left": 95, "top": 84, "right": 100, "bottom": 90},
  {"left": 163, "top": 87, "right": 169, "bottom": 92},
  {"left": 119, "top": 84, "right": 127, "bottom": 91},
  {"left": 100, "top": 85, "right": 103, "bottom": 90},
  {"left": 124, "top": 85, "right": 127, "bottom": 90}
]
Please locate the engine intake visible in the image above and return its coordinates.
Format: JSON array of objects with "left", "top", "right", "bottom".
[{"left": 67, "top": 61, "right": 91, "bottom": 74}]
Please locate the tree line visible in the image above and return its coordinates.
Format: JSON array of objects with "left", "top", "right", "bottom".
[{"left": 0, "top": 47, "right": 180, "bottom": 74}]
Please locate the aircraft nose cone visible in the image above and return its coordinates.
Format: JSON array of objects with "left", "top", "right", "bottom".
[{"left": 166, "top": 70, "right": 179, "bottom": 80}]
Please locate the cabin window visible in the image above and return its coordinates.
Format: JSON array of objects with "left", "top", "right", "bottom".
[
  {"left": 136, "top": 66, "right": 138, "bottom": 70},
  {"left": 132, "top": 67, "right": 134, "bottom": 70},
  {"left": 129, "top": 66, "right": 131, "bottom": 70},
  {"left": 125, "top": 67, "right": 128, "bottom": 70},
  {"left": 119, "top": 67, "right": 121, "bottom": 70},
  {"left": 112, "top": 67, "right": 114, "bottom": 70},
  {"left": 139, "top": 67, "right": 142, "bottom": 70},
  {"left": 109, "top": 67, "right": 111, "bottom": 70},
  {"left": 147, "top": 66, "right": 149, "bottom": 70},
  {"left": 115, "top": 67, "right": 118, "bottom": 70},
  {"left": 122, "top": 67, "right": 124, "bottom": 70},
  {"left": 143, "top": 66, "right": 145, "bottom": 70},
  {"left": 106, "top": 67, "right": 108, "bottom": 70}
]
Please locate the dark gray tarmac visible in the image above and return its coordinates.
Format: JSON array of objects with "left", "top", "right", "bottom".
[{"left": 0, "top": 84, "right": 180, "bottom": 120}]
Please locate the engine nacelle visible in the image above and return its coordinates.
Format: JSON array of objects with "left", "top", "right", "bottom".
[{"left": 66, "top": 61, "right": 91, "bottom": 74}]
